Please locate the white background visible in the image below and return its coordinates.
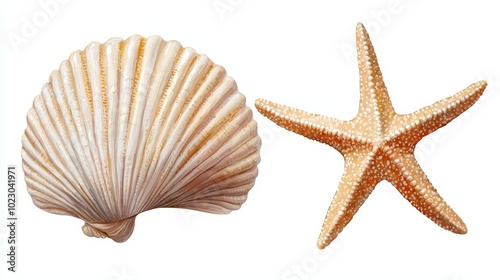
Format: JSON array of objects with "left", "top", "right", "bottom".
[{"left": 1, "top": 0, "right": 500, "bottom": 279}]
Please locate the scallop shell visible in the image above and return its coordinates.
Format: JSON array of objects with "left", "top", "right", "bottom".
[{"left": 21, "top": 35, "right": 261, "bottom": 242}]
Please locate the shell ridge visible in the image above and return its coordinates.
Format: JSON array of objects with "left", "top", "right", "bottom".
[
  {"left": 135, "top": 41, "right": 182, "bottom": 192},
  {"left": 191, "top": 137, "right": 260, "bottom": 193},
  {"left": 137, "top": 58, "right": 216, "bottom": 212},
  {"left": 174, "top": 86, "right": 243, "bottom": 174},
  {"left": 155, "top": 93, "right": 246, "bottom": 205},
  {"left": 122, "top": 37, "right": 149, "bottom": 214},
  {"left": 154, "top": 55, "right": 213, "bottom": 196},
  {"left": 28, "top": 99, "right": 97, "bottom": 211},
  {"left": 22, "top": 149, "right": 94, "bottom": 219},
  {"left": 97, "top": 42, "right": 117, "bottom": 219},
  {"left": 165, "top": 76, "right": 235, "bottom": 182},
  {"left": 166, "top": 158, "right": 258, "bottom": 210},
  {"left": 57, "top": 62, "right": 108, "bottom": 212},
  {"left": 141, "top": 63, "right": 230, "bottom": 210},
  {"left": 132, "top": 41, "right": 183, "bottom": 208},
  {"left": 103, "top": 38, "right": 122, "bottom": 213},
  {"left": 169, "top": 100, "right": 248, "bottom": 188},
  {"left": 172, "top": 64, "right": 224, "bottom": 153},
  {"left": 133, "top": 46, "right": 189, "bottom": 210},
  {"left": 40, "top": 83, "right": 85, "bottom": 190},
  {"left": 48, "top": 71, "right": 92, "bottom": 193},
  {"left": 115, "top": 36, "right": 141, "bottom": 212},
  {"left": 165, "top": 113, "right": 257, "bottom": 205},
  {"left": 39, "top": 81, "right": 108, "bottom": 216},
  {"left": 85, "top": 43, "right": 114, "bottom": 215},
  {"left": 159, "top": 64, "right": 226, "bottom": 187},
  {"left": 127, "top": 37, "right": 163, "bottom": 171},
  {"left": 140, "top": 47, "right": 190, "bottom": 187},
  {"left": 68, "top": 52, "right": 104, "bottom": 202},
  {"left": 127, "top": 37, "right": 173, "bottom": 214},
  {"left": 25, "top": 182, "right": 76, "bottom": 216},
  {"left": 133, "top": 54, "right": 212, "bottom": 214},
  {"left": 151, "top": 83, "right": 236, "bottom": 203},
  {"left": 153, "top": 48, "right": 198, "bottom": 157},
  {"left": 189, "top": 122, "right": 260, "bottom": 191},
  {"left": 78, "top": 48, "right": 105, "bottom": 187},
  {"left": 180, "top": 119, "right": 260, "bottom": 206},
  {"left": 25, "top": 177, "right": 81, "bottom": 217}
]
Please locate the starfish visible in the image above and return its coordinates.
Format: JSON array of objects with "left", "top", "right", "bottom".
[{"left": 255, "top": 23, "right": 487, "bottom": 249}]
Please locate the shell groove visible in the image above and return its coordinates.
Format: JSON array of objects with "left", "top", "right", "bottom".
[{"left": 21, "top": 35, "right": 261, "bottom": 242}]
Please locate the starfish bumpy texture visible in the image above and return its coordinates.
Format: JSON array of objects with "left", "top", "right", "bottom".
[{"left": 255, "top": 23, "right": 487, "bottom": 249}]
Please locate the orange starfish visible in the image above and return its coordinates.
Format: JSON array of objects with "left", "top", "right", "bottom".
[{"left": 255, "top": 23, "right": 487, "bottom": 249}]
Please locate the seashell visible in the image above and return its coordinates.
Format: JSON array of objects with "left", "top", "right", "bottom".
[{"left": 21, "top": 35, "right": 261, "bottom": 242}]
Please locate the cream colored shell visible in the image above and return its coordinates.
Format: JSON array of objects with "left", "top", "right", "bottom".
[{"left": 21, "top": 35, "right": 261, "bottom": 242}]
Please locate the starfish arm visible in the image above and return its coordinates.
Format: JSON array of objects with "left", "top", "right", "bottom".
[
  {"left": 317, "top": 150, "right": 382, "bottom": 249},
  {"left": 393, "top": 80, "right": 487, "bottom": 144},
  {"left": 255, "top": 98, "right": 364, "bottom": 152},
  {"left": 355, "top": 23, "right": 395, "bottom": 133},
  {"left": 386, "top": 152, "right": 467, "bottom": 234}
]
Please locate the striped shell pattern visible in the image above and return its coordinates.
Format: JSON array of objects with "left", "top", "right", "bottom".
[{"left": 21, "top": 35, "right": 261, "bottom": 242}]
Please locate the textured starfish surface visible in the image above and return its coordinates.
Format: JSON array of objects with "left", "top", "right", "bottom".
[{"left": 255, "top": 23, "right": 487, "bottom": 249}]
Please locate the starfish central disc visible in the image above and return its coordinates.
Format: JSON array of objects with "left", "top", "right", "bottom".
[{"left": 255, "top": 23, "right": 487, "bottom": 249}]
